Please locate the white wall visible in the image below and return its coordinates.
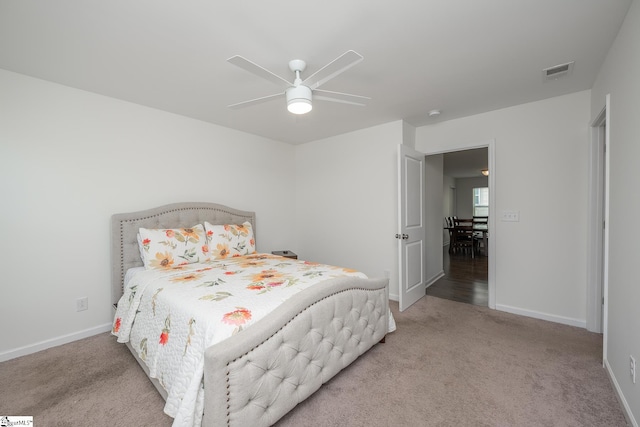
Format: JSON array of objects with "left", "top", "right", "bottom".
[
  {"left": 295, "top": 121, "right": 403, "bottom": 299},
  {"left": 590, "top": 0, "right": 640, "bottom": 422},
  {"left": 455, "top": 176, "right": 489, "bottom": 219},
  {"left": 416, "top": 90, "right": 591, "bottom": 326},
  {"left": 442, "top": 175, "right": 455, "bottom": 245},
  {"left": 0, "top": 70, "right": 296, "bottom": 358},
  {"left": 424, "top": 154, "right": 444, "bottom": 285}
]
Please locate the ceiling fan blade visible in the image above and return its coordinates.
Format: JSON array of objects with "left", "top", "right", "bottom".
[
  {"left": 302, "top": 50, "right": 364, "bottom": 90},
  {"left": 227, "top": 55, "right": 292, "bottom": 89},
  {"left": 228, "top": 93, "right": 283, "bottom": 109},
  {"left": 313, "top": 89, "right": 370, "bottom": 106}
]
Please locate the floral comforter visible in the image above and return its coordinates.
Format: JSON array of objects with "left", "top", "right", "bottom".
[{"left": 112, "top": 253, "right": 366, "bottom": 427}]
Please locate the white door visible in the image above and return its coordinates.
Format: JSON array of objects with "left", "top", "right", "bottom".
[{"left": 398, "top": 144, "right": 426, "bottom": 311}]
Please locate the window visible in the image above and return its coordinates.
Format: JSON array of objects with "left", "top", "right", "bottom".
[{"left": 473, "top": 187, "right": 489, "bottom": 217}]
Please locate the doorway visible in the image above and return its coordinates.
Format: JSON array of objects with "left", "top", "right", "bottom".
[
  {"left": 421, "top": 141, "right": 496, "bottom": 309},
  {"left": 587, "top": 96, "right": 609, "bottom": 340},
  {"left": 427, "top": 148, "right": 489, "bottom": 306}
]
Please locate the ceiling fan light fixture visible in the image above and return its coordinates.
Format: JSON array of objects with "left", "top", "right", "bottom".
[{"left": 286, "top": 85, "right": 313, "bottom": 114}]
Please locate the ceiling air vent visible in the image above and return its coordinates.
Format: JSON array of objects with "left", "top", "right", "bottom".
[{"left": 542, "top": 61, "right": 574, "bottom": 81}]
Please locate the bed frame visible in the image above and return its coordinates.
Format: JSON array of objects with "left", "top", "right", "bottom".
[{"left": 111, "top": 202, "right": 389, "bottom": 427}]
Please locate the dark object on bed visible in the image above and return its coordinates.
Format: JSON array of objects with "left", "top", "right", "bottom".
[{"left": 271, "top": 250, "right": 297, "bottom": 259}]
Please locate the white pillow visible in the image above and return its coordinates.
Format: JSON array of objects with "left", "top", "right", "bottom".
[
  {"left": 138, "top": 224, "right": 209, "bottom": 269},
  {"left": 204, "top": 221, "right": 256, "bottom": 259}
]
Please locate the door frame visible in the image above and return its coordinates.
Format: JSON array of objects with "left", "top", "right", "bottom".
[
  {"left": 421, "top": 139, "right": 496, "bottom": 309},
  {"left": 587, "top": 95, "right": 610, "bottom": 346}
]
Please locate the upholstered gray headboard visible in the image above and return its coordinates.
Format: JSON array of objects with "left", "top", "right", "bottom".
[{"left": 111, "top": 202, "right": 256, "bottom": 307}]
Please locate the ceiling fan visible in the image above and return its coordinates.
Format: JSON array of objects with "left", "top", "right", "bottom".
[{"left": 227, "top": 50, "right": 370, "bottom": 115}]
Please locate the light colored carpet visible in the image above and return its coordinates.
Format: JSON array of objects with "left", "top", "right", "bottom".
[{"left": 0, "top": 296, "right": 628, "bottom": 426}]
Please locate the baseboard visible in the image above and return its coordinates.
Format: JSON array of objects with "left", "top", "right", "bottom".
[
  {"left": 495, "top": 304, "right": 586, "bottom": 328},
  {"left": 426, "top": 271, "right": 445, "bottom": 288},
  {"left": 0, "top": 322, "right": 113, "bottom": 363},
  {"left": 604, "top": 358, "right": 638, "bottom": 427},
  {"left": 388, "top": 270, "right": 444, "bottom": 303}
]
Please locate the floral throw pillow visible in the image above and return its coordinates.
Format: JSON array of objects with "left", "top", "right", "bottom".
[
  {"left": 138, "top": 224, "right": 209, "bottom": 269},
  {"left": 204, "top": 221, "right": 256, "bottom": 259}
]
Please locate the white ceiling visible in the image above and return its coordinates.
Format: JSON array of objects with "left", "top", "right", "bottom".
[
  {"left": 443, "top": 148, "right": 489, "bottom": 179},
  {"left": 0, "top": 1, "right": 632, "bottom": 145}
]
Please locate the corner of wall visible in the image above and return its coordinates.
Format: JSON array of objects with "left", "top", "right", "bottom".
[{"left": 402, "top": 120, "right": 416, "bottom": 148}]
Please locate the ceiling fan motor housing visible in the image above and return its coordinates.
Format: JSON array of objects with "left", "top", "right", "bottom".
[{"left": 288, "top": 59, "right": 307, "bottom": 73}]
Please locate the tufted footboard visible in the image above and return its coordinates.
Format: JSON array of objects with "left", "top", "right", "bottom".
[{"left": 202, "top": 276, "right": 388, "bottom": 427}]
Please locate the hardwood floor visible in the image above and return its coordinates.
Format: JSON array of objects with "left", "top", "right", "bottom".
[{"left": 426, "top": 245, "right": 488, "bottom": 306}]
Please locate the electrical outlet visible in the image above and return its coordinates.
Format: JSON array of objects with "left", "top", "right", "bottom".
[
  {"left": 631, "top": 355, "right": 636, "bottom": 384},
  {"left": 76, "top": 297, "right": 88, "bottom": 312}
]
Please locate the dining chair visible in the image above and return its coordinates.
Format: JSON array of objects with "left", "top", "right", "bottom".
[
  {"left": 452, "top": 218, "right": 475, "bottom": 257},
  {"left": 472, "top": 216, "right": 489, "bottom": 256},
  {"left": 444, "top": 217, "right": 456, "bottom": 252}
]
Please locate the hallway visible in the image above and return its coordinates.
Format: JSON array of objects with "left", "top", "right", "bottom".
[{"left": 426, "top": 246, "right": 488, "bottom": 306}]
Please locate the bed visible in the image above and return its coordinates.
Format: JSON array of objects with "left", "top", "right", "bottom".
[{"left": 111, "top": 202, "right": 390, "bottom": 427}]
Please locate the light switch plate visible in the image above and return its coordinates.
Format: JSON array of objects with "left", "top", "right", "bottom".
[{"left": 501, "top": 211, "right": 520, "bottom": 222}]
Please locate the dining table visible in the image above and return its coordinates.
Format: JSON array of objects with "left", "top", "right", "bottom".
[{"left": 445, "top": 222, "right": 489, "bottom": 256}]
